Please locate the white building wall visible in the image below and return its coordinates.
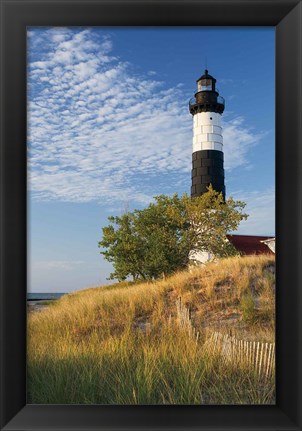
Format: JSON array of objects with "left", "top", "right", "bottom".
[
  {"left": 261, "top": 238, "right": 276, "bottom": 253},
  {"left": 189, "top": 249, "right": 214, "bottom": 264}
]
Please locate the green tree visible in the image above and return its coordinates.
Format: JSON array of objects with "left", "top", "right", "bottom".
[
  {"left": 184, "top": 185, "right": 248, "bottom": 259},
  {"left": 100, "top": 213, "right": 144, "bottom": 281},
  {"left": 98, "top": 187, "right": 248, "bottom": 281}
]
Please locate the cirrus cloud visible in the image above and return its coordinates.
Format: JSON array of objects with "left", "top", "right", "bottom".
[{"left": 28, "top": 28, "right": 266, "bottom": 206}]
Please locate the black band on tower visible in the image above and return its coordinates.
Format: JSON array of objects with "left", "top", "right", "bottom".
[{"left": 191, "top": 150, "right": 225, "bottom": 199}]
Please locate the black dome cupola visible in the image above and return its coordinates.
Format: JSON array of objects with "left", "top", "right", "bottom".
[{"left": 189, "top": 69, "right": 225, "bottom": 115}]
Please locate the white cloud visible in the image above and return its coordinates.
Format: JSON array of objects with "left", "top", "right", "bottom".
[
  {"left": 28, "top": 28, "right": 267, "bottom": 206},
  {"left": 223, "top": 116, "right": 265, "bottom": 171}
]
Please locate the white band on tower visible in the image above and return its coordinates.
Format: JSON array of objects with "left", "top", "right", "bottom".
[{"left": 193, "top": 112, "right": 223, "bottom": 153}]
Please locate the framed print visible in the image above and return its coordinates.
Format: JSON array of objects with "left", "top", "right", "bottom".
[
  {"left": 0, "top": 0, "right": 301, "bottom": 430},
  {"left": 26, "top": 26, "right": 277, "bottom": 406}
]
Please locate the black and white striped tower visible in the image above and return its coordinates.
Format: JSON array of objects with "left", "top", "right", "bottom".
[{"left": 189, "top": 70, "right": 225, "bottom": 199}]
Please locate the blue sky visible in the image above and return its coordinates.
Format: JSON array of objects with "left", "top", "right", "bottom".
[{"left": 27, "top": 27, "right": 275, "bottom": 293}]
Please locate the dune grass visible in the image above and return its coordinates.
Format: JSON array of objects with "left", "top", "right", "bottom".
[{"left": 27, "top": 254, "right": 275, "bottom": 404}]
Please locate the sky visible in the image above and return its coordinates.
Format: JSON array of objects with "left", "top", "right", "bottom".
[{"left": 27, "top": 27, "right": 275, "bottom": 293}]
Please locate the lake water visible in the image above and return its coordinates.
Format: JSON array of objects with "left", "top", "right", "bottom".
[{"left": 27, "top": 293, "right": 66, "bottom": 301}]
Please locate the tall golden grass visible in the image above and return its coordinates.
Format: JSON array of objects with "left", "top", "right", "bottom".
[{"left": 27, "top": 254, "right": 275, "bottom": 404}]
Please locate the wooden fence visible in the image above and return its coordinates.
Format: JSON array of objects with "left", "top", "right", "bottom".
[
  {"left": 206, "top": 331, "right": 275, "bottom": 379},
  {"left": 176, "top": 297, "right": 275, "bottom": 379},
  {"left": 176, "top": 297, "right": 199, "bottom": 342}
]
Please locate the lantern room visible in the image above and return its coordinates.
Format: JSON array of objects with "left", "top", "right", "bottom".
[
  {"left": 197, "top": 69, "right": 217, "bottom": 92},
  {"left": 189, "top": 69, "right": 224, "bottom": 115}
]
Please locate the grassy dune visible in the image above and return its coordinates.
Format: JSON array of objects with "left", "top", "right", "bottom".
[{"left": 27, "top": 255, "right": 275, "bottom": 404}]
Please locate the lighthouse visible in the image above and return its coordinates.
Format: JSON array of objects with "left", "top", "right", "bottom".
[{"left": 189, "top": 69, "right": 225, "bottom": 199}]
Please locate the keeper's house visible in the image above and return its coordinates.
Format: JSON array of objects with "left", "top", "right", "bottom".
[{"left": 227, "top": 235, "right": 275, "bottom": 255}]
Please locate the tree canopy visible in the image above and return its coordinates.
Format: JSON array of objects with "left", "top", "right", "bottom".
[{"left": 98, "top": 187, "right": 248, "bottom": 281}]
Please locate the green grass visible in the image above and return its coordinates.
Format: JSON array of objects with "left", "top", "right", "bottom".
[{"left": 27, "top": 255, "right": 275, "bottom": 404}]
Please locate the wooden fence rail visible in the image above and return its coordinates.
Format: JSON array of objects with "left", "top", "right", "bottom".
[
  {"left": 206, "top": 331, "right": 275, "bottom": 379},
  {"left": 176, "top": 297, "right": 199, "bottom": 342}
]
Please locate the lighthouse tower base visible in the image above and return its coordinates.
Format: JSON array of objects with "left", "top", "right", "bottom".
[{"left": 189, "top": 249, "right": 214, "bottom": 265}]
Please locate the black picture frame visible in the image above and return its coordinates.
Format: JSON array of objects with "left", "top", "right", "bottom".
[{"left": 0, "top": 0, "right": 301, "bottom": 430}]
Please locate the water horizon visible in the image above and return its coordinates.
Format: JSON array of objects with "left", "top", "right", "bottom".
[{"left": 27, "top": 292, "right": 66, "bottom": 301}]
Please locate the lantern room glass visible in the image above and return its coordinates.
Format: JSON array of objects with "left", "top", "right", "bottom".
[{"left": 198, "top": 78, "right": 213, "bottom": 92}]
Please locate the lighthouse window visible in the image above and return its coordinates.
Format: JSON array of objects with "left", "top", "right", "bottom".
[
  {"left": 200, "top": 78, "right": 213, "bottom": 91},
  {"left": 210, "top": 117, "right": 213, "bottom": 120}
]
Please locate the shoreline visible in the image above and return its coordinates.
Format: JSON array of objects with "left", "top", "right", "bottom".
[{"left": 27, "top": 299, "right": 56, "bottom": 312}]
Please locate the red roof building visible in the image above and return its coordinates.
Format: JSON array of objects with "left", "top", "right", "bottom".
[{"left": 226, "top": 235, "right": 275, "bottom": 255}]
